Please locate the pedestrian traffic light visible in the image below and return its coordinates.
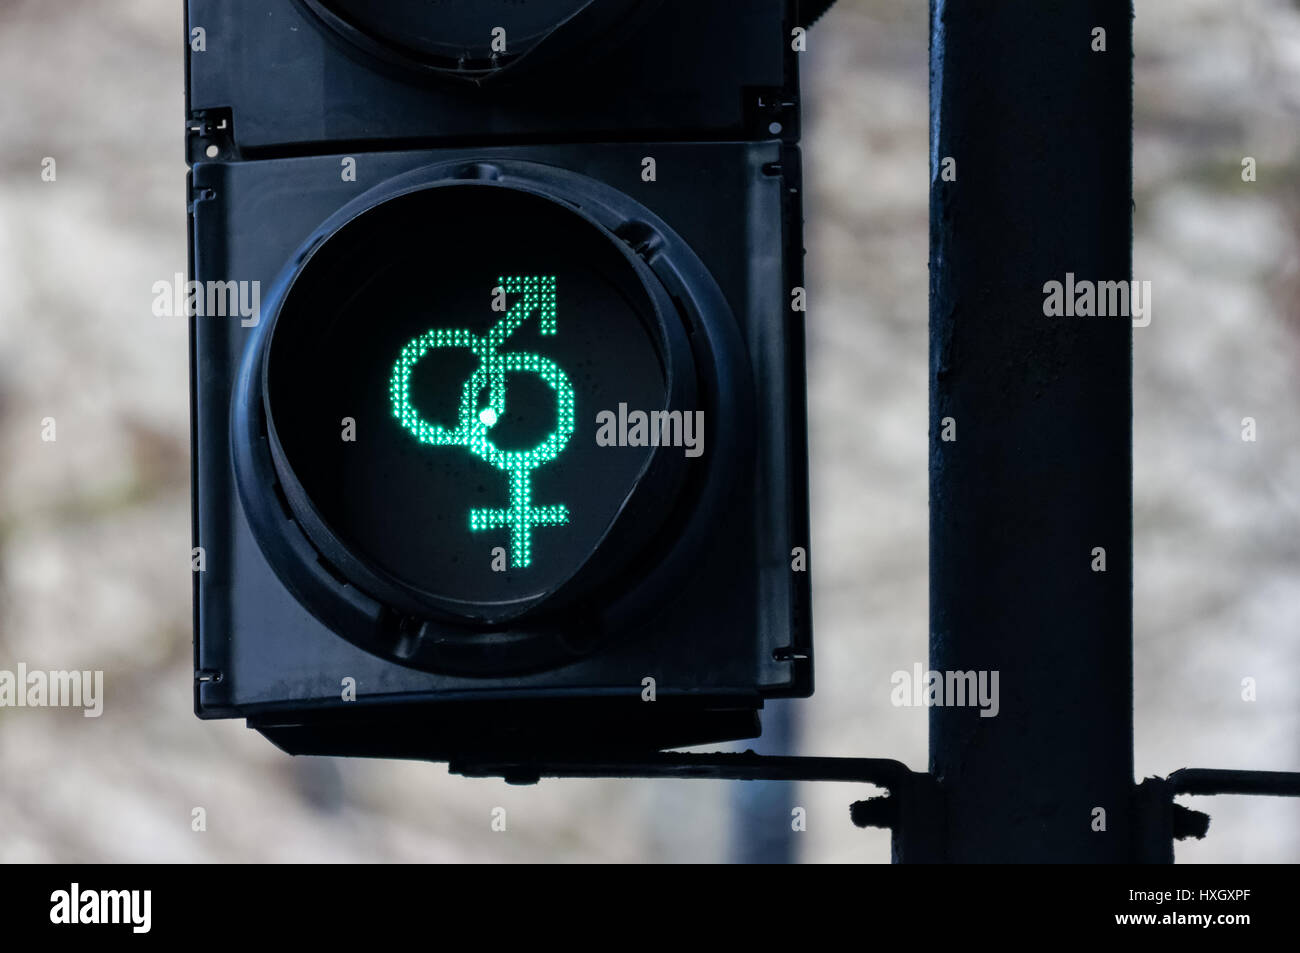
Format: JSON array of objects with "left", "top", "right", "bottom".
[{"left": 188, "top": 0, "right": 814, "bottom": 760}]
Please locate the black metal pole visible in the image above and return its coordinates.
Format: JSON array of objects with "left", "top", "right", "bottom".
[{"left": 926, "top": 0, "right": 1135, "bottom": 861}]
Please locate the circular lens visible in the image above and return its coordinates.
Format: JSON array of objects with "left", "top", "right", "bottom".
[
  {"left": 322, "top": 0, "right": 591, "bottom": 62},
  {"left": 263, "top": 183, "right": 682, "bottom": 621},
  {"left": 297, "top": 0, "right": 660, "bottom": 82},
  {"left": 301, "top": 0, "right": 657, "bottom": 81}
]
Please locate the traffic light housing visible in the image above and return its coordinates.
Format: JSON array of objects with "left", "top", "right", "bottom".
[{"left": 188, "top": 0, "right": 813, "bottom": 759}]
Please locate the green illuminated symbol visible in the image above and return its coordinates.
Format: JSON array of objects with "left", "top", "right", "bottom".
[{"left": 390, "top": 276, "right": 575, "bottom": 568}]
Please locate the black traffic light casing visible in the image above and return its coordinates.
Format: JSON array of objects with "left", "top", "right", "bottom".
[{"left": 188, "top": 0, "right": 812, "bottom": 759}]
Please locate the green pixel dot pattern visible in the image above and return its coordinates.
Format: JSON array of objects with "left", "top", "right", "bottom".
[{"left": 389, "top": 276, "right": 574, "bottom": 568}]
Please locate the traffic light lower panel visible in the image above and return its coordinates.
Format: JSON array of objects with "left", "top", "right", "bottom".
[{"left": 190, "top": 142, "right": 811, "bottom": 757}]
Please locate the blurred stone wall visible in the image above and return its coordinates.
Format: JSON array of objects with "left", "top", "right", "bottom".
[{"left": 0, "top": 0, "right": 1296, "bottom": 862}]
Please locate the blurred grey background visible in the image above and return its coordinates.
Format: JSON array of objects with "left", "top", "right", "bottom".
[{"left": 0, "top": 0, "right": 1296, "bottom": 862}]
